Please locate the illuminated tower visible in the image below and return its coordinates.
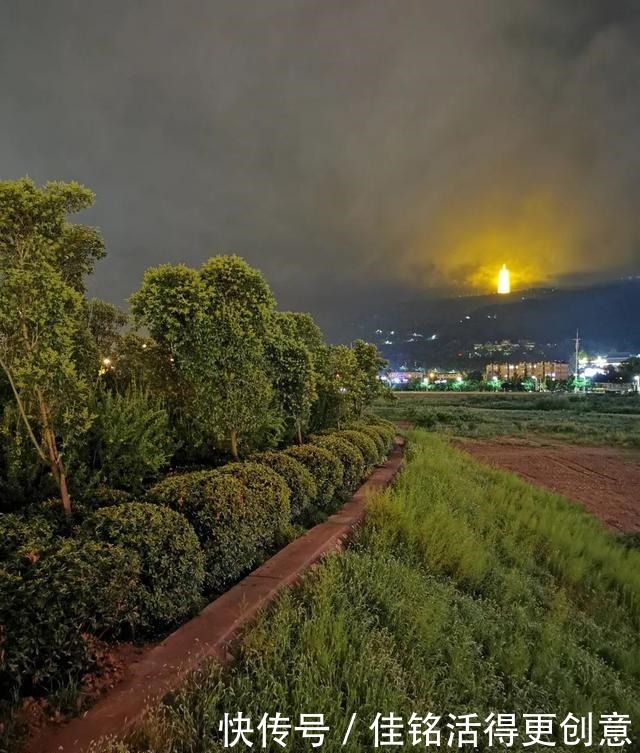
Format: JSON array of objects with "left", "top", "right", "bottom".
[{"left": 497, "top": 264, "right": 510, "bottom": 295}]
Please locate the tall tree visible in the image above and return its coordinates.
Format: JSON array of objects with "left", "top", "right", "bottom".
[
  {"left": 267, "top": 313, "right": 317, "bottom": 444},
  {"left": 352, "top": 339, "right": 389, "bottom": 414},
  {"left": 0, "top": 179, "right": 104, "bottom": 513},
  {"left": 131, "top": 255, "right": 276, "bottom": 459}
]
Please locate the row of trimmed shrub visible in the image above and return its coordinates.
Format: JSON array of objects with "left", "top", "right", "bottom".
[{"left": 0, "top": 417, "right": 396, "bottom": 697}]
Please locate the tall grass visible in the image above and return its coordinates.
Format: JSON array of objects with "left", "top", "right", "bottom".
[{"left": 102, "top": 431, "right": 640, "bottom": 753}]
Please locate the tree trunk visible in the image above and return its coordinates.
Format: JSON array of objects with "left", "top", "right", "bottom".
[
  {"left": 296, "top": 419, "right": 303, "bottom": 445},
  {"left": 230, "top": 429, "right": 239, "bottom": 461},
  {"left": 36, "top": 391, "right": 72, "bottom": 515}
]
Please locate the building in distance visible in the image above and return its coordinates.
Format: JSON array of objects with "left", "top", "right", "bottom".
[{"left": 484, "top": 361, "right": 570, "bottom": 382}]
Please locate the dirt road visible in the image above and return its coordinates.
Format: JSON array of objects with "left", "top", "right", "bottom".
[{"left": 459, "top": 438, "right": 640, "bottom": 532}]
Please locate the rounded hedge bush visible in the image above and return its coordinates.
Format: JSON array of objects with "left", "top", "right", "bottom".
[
  {"left": 309, "top": 434, "right": 365, "bottom": 495},
  {"left": 22, "top": 497, "right": 90, "bottom": 538},
  {"left": 0, "top": 539, "right": 138, "bottom": 694},
  {"left": 88, "top": 486, "right": 134, "bottom": 508},
  {"left": 367, "top": 414, "right": 396, "bottom": 431},
  {"left": 362, "top": 422, "right": 395, "bottom": 451},
  {"left": 250, "top": 451, "right": 317, "bottom": 519},
  {"left": 284, "top": 445, "right": 344, "bottom": 510},
  {"left": 366, "top": 417, "right": 396, "bottom": 444},
  {"left": 0, "top": 513, "right": 56, "bottom": 569},
  {"left": 80, "top": 502, "right": 204, "bottom": 634},
  {"left": 333, "top": 429, "right": 379, "bottom": 468},
  {"left": 216, "top": 462, "right": 291, "bottom": 548},
  {"left": 146, "top": 471, "right": 267, "bottom": 594},
  {"left": 347, "top": 424, "right": 386, "bottom": 459}
]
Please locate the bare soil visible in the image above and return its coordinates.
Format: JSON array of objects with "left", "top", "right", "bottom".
[{"left": 458, "top": 437, "right": 640, "bottom": 533}]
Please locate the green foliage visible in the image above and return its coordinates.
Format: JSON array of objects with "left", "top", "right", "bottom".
[
  {"left": 347, "top": 423, "right": 386, "bottom": 459},
  {"left": 86, "top": 299, "right": 129, "bottom": 359},
  {"left": 350, "top": 421, "right": 394, "bottom": 454},
  {"left": 0, "top": 178, "right": 104, "bottom": 510},
  {"left": 309, "top": 434, "right": 365, "bottom": 495},
  {"left": 352, "top": 340, "right": 389, "bottom": 412},
  {"left": 146, "top": 471, "right": 267, "bottom": 595},
  {"left": 88, "top": 388, "right": 172, "bottom": 492},
  {"left": 131, "top": 256, "right": 277, "bottom": 458},
  {"left": 250, "top": 451, "right": 317, "bottom": 519},
  {"left": 283, "top": 444, "right": 343, "bottom": 510},
  {"left": 367, "top": 415, "right": 397, "bottom": 439},
  {"left": 110, "top": 334, "right": 213, "bottom": 466},
  {"left": 0, "top": 513, "right": 56, "bottom": 566},
  {"left": 0, "top": 539, "right": 138, "bottom": 694},
  {"left": 333, "top": 429, "right": 379, "bottom": 467},
  {"left": 87, "top": 486, "right": 134, "bottom": 509},
  {"left": 21, "top": 496, "right": 90, "bottom": 538},
  {"left": 311, "top": 345, "right": 364, "bottom": 430},
  {"left": 375, "top": 392, "right": 640, "bottom": 447},
  {"left": 266, "top": 313, "right": 316, "bottom": 443},
  {"left": 0, "top": 404, "right": 57, "bottom": 509},
  {"left": 74, "top": 298, "right": 128, "bottom": 381},
  {"left": 98, "top": 430, "right": 640, "bottom": 753},
  {"left": 80, "top": 503, "right": 204, "bottom": 634},
  {"left": 216, "top": 463, "right": 291, "bottom": 549}
]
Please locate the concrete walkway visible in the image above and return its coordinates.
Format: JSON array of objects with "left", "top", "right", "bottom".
[{"left": 30, "top": 439, "right": 405, "bottom": 753}]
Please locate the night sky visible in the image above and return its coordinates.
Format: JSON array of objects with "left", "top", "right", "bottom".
[{"left": 2, "top": 1, "right": 639, "bottom": 333}]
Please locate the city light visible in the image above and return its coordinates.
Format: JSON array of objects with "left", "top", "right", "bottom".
[{"left": 497, "top": 264, "right": 511, "bottom": 295}]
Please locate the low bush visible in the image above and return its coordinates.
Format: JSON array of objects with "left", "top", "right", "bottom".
[
  {"left": 0, "top": 539, "right": 138, "bottom": 694},
  {"left": 88, "top": 389, "right": 173, "bottom": 493},
  {"left": 283, "top": 445, "right": 343, "bottom": 510},
  {"left": 21, "top": 497, "right": 90, "bottom": 538},
  {"left": 366, "top": 418, "right": 396, "bottom": 446},
  {"left": 146, "top": 471, "right": 267, "bottom": 594},
  {"left": 88, "top": 487, "right": 134, "bottom": 508},
  {"left": 0, "top": 513, "right": 56, "bottom": 568},
  {"left": 250, "top": 451, "right": 317, "bottom": 519},
  {"left": 309, "top": 434, "right": 365, "bottom": 495},
  {"left": 80, "top": 502, "right": 204, "bottom": 634},
  {"left": 347, "top": 424, "right": 386, "bottom": 458},
  {"left": 333, "top": 430, "right": 379, "bottom": 468},
  {"left": 367, "top": 415, "right": 397, "bottom": 434},
  {"left": 216, "top": 463, "right": 291, "bottom": 549}
]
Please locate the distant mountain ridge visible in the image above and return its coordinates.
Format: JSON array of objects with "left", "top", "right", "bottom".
[{"left": 338, "top": 279, "right": 640, "bottom": 368}]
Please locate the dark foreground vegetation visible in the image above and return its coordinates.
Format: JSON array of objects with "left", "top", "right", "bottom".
[
  {"left": 376, "top": 391, "right": 640, "bottom": 447},
  {"left": 96, "top": 430, "right": 640, "bottom": 752},
  {"left": 0, "top": 179, "right": 393, "bottom": 749}
]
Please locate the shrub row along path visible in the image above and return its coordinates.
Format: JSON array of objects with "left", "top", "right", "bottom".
[
  {"left": 459, "top": 436, "right": 640, "bottom": 532},
  {"left": 29, "top": 438, "right": 405, "bottom": 753}
]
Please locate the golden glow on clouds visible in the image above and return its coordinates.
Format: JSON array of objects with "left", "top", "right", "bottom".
[{"left": 402, "top": 186, "right": 636, "bottom": 293}]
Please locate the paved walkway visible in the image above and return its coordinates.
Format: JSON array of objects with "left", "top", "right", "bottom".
[{"left": 30, "top": 439, "right": 405, "bottom": 753}]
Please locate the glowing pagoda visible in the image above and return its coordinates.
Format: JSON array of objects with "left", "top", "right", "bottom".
[{"left": 497, "top": 264, "right": 511, "bottom": 295}]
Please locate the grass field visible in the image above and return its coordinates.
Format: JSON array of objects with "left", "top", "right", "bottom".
[
  {"left": 374, "top": 392, "right": 640, "bottom": 447},
  {"left": 103, "top": 430, "right": 640, "bottom": 752}
]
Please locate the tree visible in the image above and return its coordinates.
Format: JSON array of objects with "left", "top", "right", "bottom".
[
  {"left": 131, "top": 255, "right": 276, "bottom": 459},
  {"left": 315, "top": 345, "right": 364, "bottom": 428},
  {"left": 351, "top": 339, "right": 388, "bottom": 414},
  {"left": 267, "top": 313, "right": 317, "bottom": 444},
  {"left": 0, "top": 179, "right": 104, "bottom": 513},
  {"left": 620, "top": 357, "right": 640, "bottom": 383},
  {"left": 86, "top": 299, "right": 128, "bottom": 363}
]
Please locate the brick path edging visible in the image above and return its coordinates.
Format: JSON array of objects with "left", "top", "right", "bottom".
[{"left": 29, "top": 438, "right": 405, "bottom": 753}]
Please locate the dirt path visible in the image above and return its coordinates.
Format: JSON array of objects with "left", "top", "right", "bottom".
[{"left": 458, "top": 438, "right": 640, "bottom": 532}]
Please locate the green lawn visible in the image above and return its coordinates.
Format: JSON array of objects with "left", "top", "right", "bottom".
[
  {"left": 104, "top": 430, "right": 640, "bottom": 752},
  {"left": 374, "top": 392, "right": 640, "bottom": 447}
]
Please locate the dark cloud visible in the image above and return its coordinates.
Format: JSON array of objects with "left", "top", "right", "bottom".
[{"left": 1, "top": 0, "right": 639, "bottom": 336}]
